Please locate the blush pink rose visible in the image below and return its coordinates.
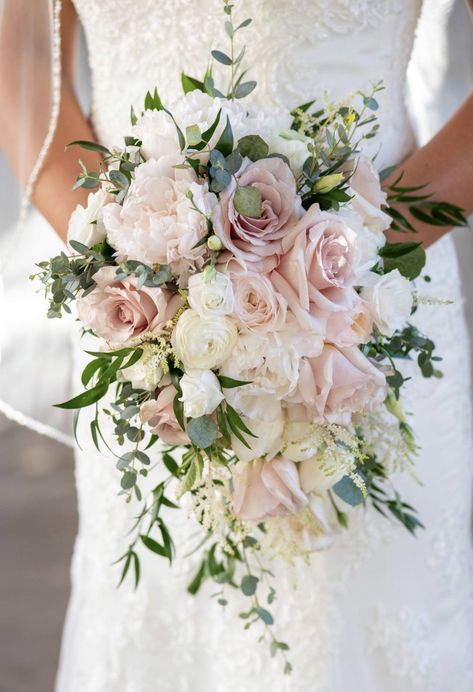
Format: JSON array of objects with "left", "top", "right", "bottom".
[
  {"left": 232, "top": 457, "right": 308, "bottom": 522},
  {"left": 212, "top": 157, "right": 301, "bottom": 272},
  {"left": 227, "top": 260, "right": 287, "bottom": 333},
  {"left": 139, "top": 385, "right": 190, "bottom": 445},
  {"left": 299, "top": 344, "right": 387, "bottom": 425},
  {"left": 271, "top": 205, "right": 356, "bottom": 330},
  {"left": 325, "top": 291, "right": 373, "bottom": 348},
  {"left": 77, "top": 266, "right": 182, "bottom": 346}
]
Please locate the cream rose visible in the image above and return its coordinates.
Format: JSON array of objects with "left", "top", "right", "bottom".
[
  {"left": 67, "top": 188, "right": 112, "bottom": 249},
  {"left": 188, "top": 271, "right": 234, "bottom": 318},
  {"left": 361, "top": 269, "right": 413, "bottom": 337},
  {"left": 179, "top": 370, "right": 224, "bottom": 418},
  {"left": 172, "top": 309, "right": 238, "bottom": 370},
  {"left": 232, "top": 457, "right": 308, "bottom": 522}
]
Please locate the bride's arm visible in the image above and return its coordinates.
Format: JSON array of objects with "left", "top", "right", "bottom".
[
  {"left": 386, "top": 89, "right": 473, "bottom": 248},
  {"left": 0, "top": 0, "right": 100, "bottom": 243}
]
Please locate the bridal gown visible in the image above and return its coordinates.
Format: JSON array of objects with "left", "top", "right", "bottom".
[{"left": 57, "top": 2, "right": 473, "bottom": 690}]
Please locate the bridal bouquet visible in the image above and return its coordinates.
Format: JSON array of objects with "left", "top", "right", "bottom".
[{"left": 33, "top": 1, "right": 466, "bottom": 671}]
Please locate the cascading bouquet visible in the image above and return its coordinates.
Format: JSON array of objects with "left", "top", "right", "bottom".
[{"left": 33, "top": 1, "right": 466, "bottom": 672}]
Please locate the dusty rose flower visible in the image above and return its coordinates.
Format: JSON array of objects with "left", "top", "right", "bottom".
[
  {"left": 76, "top": 266, "right": 182, "bottom": 346},
  {"left": 271, "top": 205, "right": 356, "bottom": 330},
  {"left": 212, "top": 157, "right": 301, "bottom": 272},
  {"left": 325, "top": 291, "right": 373, "bottom": 348},
  {"left": 232, "top": 457, "right": 308, "bottom": 522},
  {"left": 227, "top": 260, "right": 287, "bottom": 333},
  {"left": 139, "top": 385, "right": 190, "bottom": 445},
  {"left": 300, "top": 344, "right": 387, "bottom": 425}
]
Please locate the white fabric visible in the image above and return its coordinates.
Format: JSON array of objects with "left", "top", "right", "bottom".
[{"left": 56, "top": 1, "right": 473, "bottom": 691}]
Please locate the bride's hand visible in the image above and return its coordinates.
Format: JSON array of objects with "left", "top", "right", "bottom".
[
  {"left": 384, "top": 90, "right": 473, "bottom": 248},
  {"left": 0, "top": 0, "right": 101, "bottom": 243}
]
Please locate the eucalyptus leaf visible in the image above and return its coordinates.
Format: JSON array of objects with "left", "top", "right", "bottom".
[
  {"left": 332, "top": 475, "right": 365, "bottom": 506},
  {"left": 187, "top": 416, "right": 218, "bottom": 448},
  {"left": 238, "top": 135, "right": 269, "bottom": 161},
  {"left": 233, "top": 186, "right": 262, "bottom": 218}
]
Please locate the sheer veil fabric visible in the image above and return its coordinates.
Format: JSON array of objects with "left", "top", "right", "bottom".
[{"left": 0, "top": 0, "right": 74, "bottom": 444}]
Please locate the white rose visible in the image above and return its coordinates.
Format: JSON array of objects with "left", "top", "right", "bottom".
[
  {"left": 67, "top": 189, "right": 112, "bottom": 249},
  {"left": 266, "top": 130, "right": 310, "bottom": 176},
  {"left": 130, "top": 109, "right": 180, "bottom": 160},
  {"left": 298, "top": 455, "right": 346, "bottom": 494},
  {"left": 344, "top": 156, "right": 391, "bottom": 234},
  {"left": 336, "top": 205, "right": 385, "bottom": 285},
  {"left": 188, "top": 271, "right": 234, "bottom": 318},
  {"left": 116, "top": 348, "right": 163, "bottom": 392},
  {"left": 172, "top": 309, "right": 238, "bottom": 370},
  {"left": 361, "top": 269, "right": 413, "bottom": 337},
  {"left": 179, "top": 369, "right": 224, "bottom": 418},
  {"left": 230, "top": 414, "right": 284, "bottom": 463},
  {"left": 282, "top": 421, "right": 318, "bottom": 462}
]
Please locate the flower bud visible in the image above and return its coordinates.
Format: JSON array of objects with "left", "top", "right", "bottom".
[
  {"left": 385, "top": 389, "right": 405, "bottom": 422},
  {"left": 313, "top": 173, "right": 345, "bottom": 194},
  {"left": 203, "top": 265, "right": 217, "bottom": 283},
  {"left": 207, "top": 235, "right": 223, "bottom": 252}
]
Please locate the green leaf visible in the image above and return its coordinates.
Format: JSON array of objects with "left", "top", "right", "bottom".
[
  {"left": 332, "top": 475, "right": 365, "bottom": 506},
  {"left": 226, "top": 404, "right": 257, "bottom": 438},
  {"left": 144, "top": 87, "right": 164, "bottom": 111},
  {"left": 238, "top": 134, "right": 269, "bottom": 161},
  {"left": 163, "top": 453, "right": 179, "bottom": 477},
  {"left": 214, "top": 115, "right": 233, "bottom": 157},
  {"left": 179, "top": 458, "right": 198, "bottom": 495},
  {"left": 234, "top": 186, "right": 262, "bottom": 218},
  {"left": 54, "top": 381, "right": 109, "bottom": 409},
  {"left": 181, "top": 73, "right": 205, "bottom": 94},
  {"left": 130, "top": 105, "right": 137, "bottom": 126},
  {"left": 211, "top": 49, "right": 233, "bottom": 65},
  {"left": 234, "top": 80, "right": 257, "bottom": 99},
  {"left": 187, "top": 560, "right": 206, "bottom": 595},
  {"left": 69, "top": 239, "right": 91, "bottom": 254},
  {"left": 186, "top": 124, "right": 202, "bottom": 147},
  {"left": 255, "top": 607, "right": 274, "bottom": 625},
  {"left": 121, "top": 471, "right": 137, "bottom": 490},
  {"left": 67, "top": 140, "right": 110, "bottom": 155},
  {"left": 379, "top": 242, "right": 426, "bottom": 280},
  {"left": 173, "top": 392, "right": 185, "bottom": 431},
  {"left": 241, "top": 574, "right": 259, "bottom": 596},
  {"left": 187, "top": 416, "right": 218, "bottom": 449},
  {"left": 201, "top": 109, "right": 222, "bottom": 144},
  {"left": 81, "top": 359, "right": 105, "bottom": 387},
  {"left": 140, "top": 534, "right": 167, "bottom": 558},
  {"left": 218, "top": 376, "right": 250, "bottom": 389}
]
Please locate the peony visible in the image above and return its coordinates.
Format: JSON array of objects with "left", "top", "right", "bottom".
[
  {"left": 67, "top": 188, "right": 112, "bottom": 249},
  {"left": 361, "top": 269, "right": 413, "bottom": 337},
  {"left": 227, "top": 260, "right": 287, "bottom": 333},
  {"left": 266, "top": 130, "right": 311, "bottom": 176},
  {"left": 343, "top": 156, "right": 391, "bottom": 234},
  {"left": 212, "top": 157, "right": 301, "bottom": 272},
  {"left": 271, "top": 205, "right": 356, "bottom": 330},
  {"left": 102, "top": 156, "right": 217, "bottom": 285},
  {"left": 230, "top": 414, "right": 284, "bottom": 463},
  {"left": 298, "top": 455, "right": 346, "bottom": 494},
  {"left": 188, "top": 271, "right": 234, "bottom": 318},
  {"left": 130, "top": 109, "right": 181, "bottom": 160},
  {"left": 232, "top": 457, "right": 308, "bottom": 522},
  {"left": 179, "top": 370, "right": 224, "bottom": 418},
  {"left": 76, "top": 266, "right": 182, "bottom": 346},
  {"left": 139, "top": 385, "right": 189, "bottom": 445},
  {"left": 301, "top": 344, "right": 387, "bottom": 425},
  {"left": 172, "top": 309, "right": 238, "bottom": 370}
]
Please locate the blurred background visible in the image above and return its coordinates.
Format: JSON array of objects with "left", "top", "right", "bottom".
[{"left": 0, "top": 1, "right": 472, "bottom": 690}]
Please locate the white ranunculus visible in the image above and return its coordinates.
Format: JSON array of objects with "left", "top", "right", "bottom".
[
  {"left": 179, "top": 369, "right": 224, "bottom": 418},
  {"left": 282, "top": 421, "right": 319, "bottom": 462},
  {"left": 230, "top": 414, "right": 284, "bottom": 463},
  {"left": 188, "top": 271, "right": 234, "bottom": 318},
  {"left": 361, "top": 269, "right": 413, "bottom": 337},
  {"left": 298, "top": 455, "right": 346, "bottom": 494},
  {"left": 172, "top": 309, "right": 238, "bottom": 370},
  {"left": 67, "top": 189, "right": 112, "bottom": 249}
]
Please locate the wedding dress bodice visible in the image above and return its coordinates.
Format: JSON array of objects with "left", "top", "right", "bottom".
[
  {"left": 58, "top": 3, "right": 473, "bottom": 691},
  {"left": 73, "top": 0, "right": 421, "bottom": 167}
]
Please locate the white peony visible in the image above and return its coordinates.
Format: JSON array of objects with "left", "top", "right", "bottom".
[
  {"left": 361, "top": 269, "right": 413, "bottom": 337},
  {"left": 130, "top": 109, "right": 180, "bottom": 160},
  {"left": 230, "top": 414, "right": 284, "bottom": 463},
  {"left": 67, "top": 189, "right": 112, "bottom": 249},
  {"left": 188, "top": 271, "right": 234, "bottom": 318},
  {"left": 102, "top": 156, "right": 217, "bottom": 285},
  {"left": 266, "top": 130, "right": 311, "bottom": 176},
  {"left": 172, "top": 309, "right": 238, "bottom": 370},
  {"left": 179, "top": 369, "right": 224, "bottom": 418}
]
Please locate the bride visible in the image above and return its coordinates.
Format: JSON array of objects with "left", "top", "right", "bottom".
[{"left": 1, "top": 1, "right": 473, "bottom": 690}]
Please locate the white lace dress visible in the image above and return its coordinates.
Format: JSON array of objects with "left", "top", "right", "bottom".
[{"left": 56, "top": 2, "right": 473, "bottom": 690}]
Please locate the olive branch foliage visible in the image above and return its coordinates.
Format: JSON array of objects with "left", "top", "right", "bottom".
[{"left": 30, "top": 0, "right": 468, "bottom": 673}]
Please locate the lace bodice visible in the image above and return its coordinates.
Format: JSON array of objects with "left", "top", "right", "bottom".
[{"left": 73, "top": 0, "right": 421, "bottom": 168}]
